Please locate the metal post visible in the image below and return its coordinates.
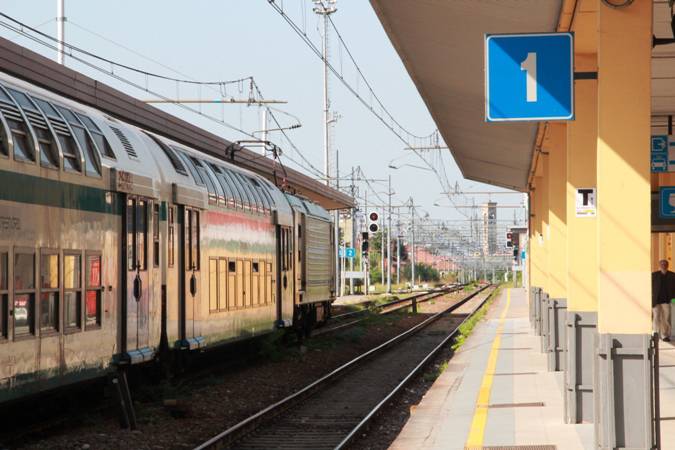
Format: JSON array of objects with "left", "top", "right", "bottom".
[
  {"left": 335, "top": 149, "right": 341, "bottom": 297},
  {"left": 260, "top": 107, "right": 268, "bottom": 157},
  {"left": 57, "top": 0, "right": 65, "bottom": 65},
  {"left": 386, "top": 174, "right": 392, "bottom": 294},
  {"left": 380, "top": 208, "right": 385, "bottom": 288},
  {"left": 364, "top": 189, "right": 369, "bottom": 294},
  {"left": 396, "top": 230, "right": 400, "bottom": 286},
  {"left": 411, "top": 199, "right": 416, "bottom": 289}
]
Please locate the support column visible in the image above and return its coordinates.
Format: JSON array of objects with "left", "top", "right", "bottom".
[
  {"left": 531, "top": 177, "right": 547, "bottom": 336},
  {"left": 594, "top": 2, "right": 657, "bottom": 449},
  {"left": 565, "top": 67, "right": 598, "bottom": 424},
  {"left": 540, "top": 155, "right": 550, "bottom": 296},
  {"left": 544, "top": 124, "right": 568, "bottom": 371}
]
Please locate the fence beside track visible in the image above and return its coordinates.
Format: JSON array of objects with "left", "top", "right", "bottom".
[{"left": 315, "top": 284, "right": 467, "bottom": 336}]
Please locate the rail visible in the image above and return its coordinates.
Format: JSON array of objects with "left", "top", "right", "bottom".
[{"left": 194, "top": 283, "right": 494, "bottom": 450}]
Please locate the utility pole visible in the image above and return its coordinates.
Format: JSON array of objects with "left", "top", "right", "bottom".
[
  {"left": 313, "top": 0, "right": 339, "bottom": 297},
  {"left": 57, "top": 0, "right": 65, "bottom": 65},
  {"left": 349, "top": 167, "right": 356, "bottom": 295},
  {"left": 364, "top": 189, "right": 369, "bottom": 294},
  {"left": 381, "top": 208, "right": 385, "bottom": 288},
  {"left": 410, "top": 198, "right": 416, "bottom": 290},
  {"left": 396, "top": 222, "right": 401, "bottom": 286},
  {"left": 386, "top": 174, "right": 392, "bottom": 294}
]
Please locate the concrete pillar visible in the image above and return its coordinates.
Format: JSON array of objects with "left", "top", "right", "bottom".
[
  {"left": 594, "top": 2, "right": 657, "bottom": 448},
  {"left": 543, "top": 124, "right": 567, "bottom": 372},
  {"left": 546, "top": 123, "right": 568, "bottom": 301},
  {"left": 565, "top": 64, "right": 598, "bottom": 424},
  {"left": 540, "top": 155, "right": 550, "bottom": 296}
]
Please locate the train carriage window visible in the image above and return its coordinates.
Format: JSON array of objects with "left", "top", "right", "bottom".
[
  {"left": 218, "top": 258, "right": 227, "bottom": 311},
  {"left": 145, "top": 134, "right": 187, "bottom": 176},
  {"left": 176, "top": 150, "right": 206, "bottom": 187},
  {"left": 6, "top": 90, "right": 37, "bottom": 111},
  {"left": 8, "top": 117, "right": 34, "bottom": 162},
  {"left": 233, "top": 172, "right": 259, "bottom": 212},
  {"left": 137, "top": 200, "right": 148, "bottom": 271},
  {"left": 6, "top": 89, "right": 59, "bottom": 169},
  {"left": 221, "top": 169, "right": 245, "bottom": 209},
  {"left": 208, "top": 163, "right": 234, "bottom": 206},
  {"left": 191, "top": 157, "right": 218, "bottom": 204},
  {"left": 192, "top": 211, "right": 200, "bottom": 271},
  {"left": 185, "top": 209, "right": 200, "bottom": 271},
  {"left": 168, "top": 206, "right": 175, "bottom": 268},
  {"left": 13, "top": 252, "right": 35, "bottom": 337},
  {"left": 230, "top": 171, "right": 253, "bottom": 210},
  {"left": 64, "top": 253, "right": 82, "bottom": 330},
  {"left": 33, "top": 98, "right": 82, "bottom": 173},
  {"left": 0, "top": 86, "right": 35, "bottom": 162},
  {"left": 39, "top": 251, "right": 59, "bottom": 332},
  {"left": 126, "top": 198, "right": 136, "bottom": 271},
  {"left": 244, "top": 177, "right": 264, "bottom": 214},
  {"left": 153, "top": 203, "right": 160, "bottom": 268},
  {"left": 85, "top": 253, "right": 102, "bottom": 328},
  {"left": 266, "top": 262, "right": 273, "bottom": 304},
  {"left": 0, "top": 119, "right": 8, "bottom": 158},
  {"left": 250, "top": 178, "right": 271, "bottom": 213},
  {"left": 73, "top": 112, "right": 116, "bottom": 159},
  {"left": 202, "top": 163, "right": 226, "bottom": 206},
  {"left": 55, "top": 106, "right": 101, "bottom": 176},
  {"left": 0, "top": 251, "right": 7, "bottom": 339},
  {"left": 227, "top": 259, "right": 236, "bottom": 309},
  {"left": 209, "top": 258, "right": 218, "bottom": 312}
]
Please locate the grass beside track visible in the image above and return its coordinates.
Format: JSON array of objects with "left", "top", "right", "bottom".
[{"left": 452, "top": 284, "right": 505, "bottom": 351}]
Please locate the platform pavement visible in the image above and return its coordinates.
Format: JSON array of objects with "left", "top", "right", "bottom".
[{"left": 390, "top": 287, "right": 675, "bottom": 450}]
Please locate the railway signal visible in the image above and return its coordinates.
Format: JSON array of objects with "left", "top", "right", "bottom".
[
  {"left": 361, "top": 231, "right": 369, "bottom": 253},
  {"left": 368, "top": 211, "right": 379, "bottom": 233}
]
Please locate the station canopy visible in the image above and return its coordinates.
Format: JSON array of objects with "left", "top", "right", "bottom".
[{"left": 370, "top": 0, "right": 562, "bottom": 192}]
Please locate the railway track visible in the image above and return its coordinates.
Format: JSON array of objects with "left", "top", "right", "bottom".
[
  {"left": 316, "top": 284, "right": 465, "bottom": 336},
  {"left": 195, "top": 284, "right": 494, "bottom": 450}
]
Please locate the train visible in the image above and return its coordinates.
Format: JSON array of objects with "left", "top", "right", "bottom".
[{"left": 0, "top": 70, "right": 336, "bottom": 405}]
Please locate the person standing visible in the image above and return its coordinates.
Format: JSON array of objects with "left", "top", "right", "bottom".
[{"left": 652, "top": 259, "right": 675, "bottom": 342}]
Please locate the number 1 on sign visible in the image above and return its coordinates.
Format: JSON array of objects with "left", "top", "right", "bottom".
[{"left": 520, "top": 52, "right": 537, "bottom": 103}]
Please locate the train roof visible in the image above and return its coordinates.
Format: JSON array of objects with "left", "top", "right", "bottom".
[
  {"left": 0, "top": 70, "right": 294, "bottom": 225},
  {"left": 0, "top": 36, "right": 354, "bottom": 210}
]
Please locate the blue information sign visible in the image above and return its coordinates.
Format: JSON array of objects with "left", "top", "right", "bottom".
[
  {"left": 339, "top": 248, "right": 356, "bottom": 258},
  {"left": 652, "top": 135, "right": 668, "bottom": 173},
  {"left": 659, "top": 187, "right": 675, "bottom": 218},
  {"left": 485, "top": 33, "right": 574, "bottom": 122}
]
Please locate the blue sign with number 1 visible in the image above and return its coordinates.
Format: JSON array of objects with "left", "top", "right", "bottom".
[{"left": 485, "top": 33, "right": 574, "bottom": 122}]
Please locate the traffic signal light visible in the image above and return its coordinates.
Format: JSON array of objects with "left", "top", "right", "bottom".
[
  {"left": 506, "top": 232, "right": 513, "bottom": 247},
  {"left": 361, "top": 231, "right": 369, "bottom": 253},
  {"left": 368, "top": 211, "right": 379, "bottom": 233}
]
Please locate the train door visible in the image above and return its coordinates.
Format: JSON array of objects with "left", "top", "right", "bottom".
[
  {"left": 277, "top": 226, "right": 294, "bottom": 321},
  {"left": 123, "top": 195, "right": 151, "bottom": 354},
  {"left": 176, "top": 205, "right": 203, "bottom": 349}
]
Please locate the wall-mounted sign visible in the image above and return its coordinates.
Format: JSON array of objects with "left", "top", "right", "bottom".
[
  {"left": 660, "top": 187, "right": 675, "bottom": 219},
  {"left": 576, "top": 188, "right": 596, "bottom": 217},
  {"left": 649, "top": 135, "right": 675, "bottom": 173},
  {"left": 485, "top": 32, "right": 574, "bottom": 122}
]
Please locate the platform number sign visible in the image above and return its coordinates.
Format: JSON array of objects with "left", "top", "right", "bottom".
[{"left": 485, "top": 33, "right": 574, "bottom": 122}]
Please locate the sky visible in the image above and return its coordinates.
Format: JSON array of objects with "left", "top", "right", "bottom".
[{"left": 0, "top": 0, "right": 525, "bottom": 234}]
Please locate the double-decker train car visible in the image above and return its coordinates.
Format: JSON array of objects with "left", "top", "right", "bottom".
[{"left": 0, "top": 71, "right": 336, "bottom": 404}]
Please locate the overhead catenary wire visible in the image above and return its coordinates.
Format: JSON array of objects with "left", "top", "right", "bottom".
[
  {"left": 0, "top": 12, "right": 333, "bottom": 183},
  {"left": 267, "top": 0, "right": 471, "bottom": 217}
]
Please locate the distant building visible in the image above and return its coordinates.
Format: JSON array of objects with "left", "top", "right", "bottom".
[{"left": 482, "top": 202, "right": 497, "bottom": 256}]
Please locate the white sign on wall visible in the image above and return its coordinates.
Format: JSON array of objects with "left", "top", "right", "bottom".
[{"left": 576, "top": 188, "right": 596, "bottom": 217}]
